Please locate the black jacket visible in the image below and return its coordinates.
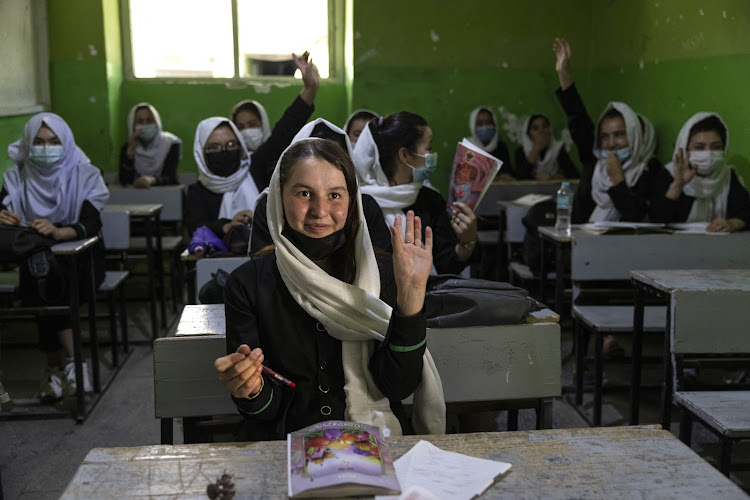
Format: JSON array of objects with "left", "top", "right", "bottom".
[
  {"left": 513, "top": 146, "right": 579, "bottom": 180},
  {"left": 118, "top": 142, "right": 180, "bottom": 186}
]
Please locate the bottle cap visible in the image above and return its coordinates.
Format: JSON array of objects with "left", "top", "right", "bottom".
[{"left": 562, "top": 181, "right": 570, "bottom": 187}]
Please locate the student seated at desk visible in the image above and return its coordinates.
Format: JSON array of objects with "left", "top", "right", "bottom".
[
  {"left": 650, "top": 112, "right": 750, "bottom": 232},
  {"left": 354, "top": 112, "right": 479, "bottom": 274},
  {"left": 214, "top": 139, "right": 445, "bottom": 440},
  {"left": 119, "top": 102, "right": 181, "bottom": 188},
  {"left": 466, "top": 106, "right": 514, "bottom": 180},
  {"left": 250, "top": 118, "right": 392, "bottom": 254},
  {"left": 553, "top": 38, "right": 658, "bottom": 223},
  {"left": 343, "top": 109, "right": 379, "bottom": 149},
  {"left": 514, "top": 113, "right": 579, "bottom": 181},
  {"left": 186, "top": 118, "right": 260, "bottom": 250},
  {"left": 230, "top": 51, "right": 319, "bottom": 191},
  {"left": 1, "top": 112, "right": 109, "bottom": 400}
]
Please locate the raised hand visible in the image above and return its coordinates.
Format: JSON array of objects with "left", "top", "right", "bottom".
[
  {"left": 390, "top": 211, "right": 433, "bottom": 316},
  {"left": 665, "top": 148, "right": 697, "bottom": 200},
  {"left": 553, "top": 37, "right": 573, "bottom": 90},
  {"left": 293, "top": 51, "right": 320, "bottom": 105},
  {"left": 215, "top": 344, "right": 265, "bottom": 399}
]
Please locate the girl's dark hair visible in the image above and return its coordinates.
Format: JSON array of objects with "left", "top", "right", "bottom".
[
  {"left": 526, "top": 114, "right": 549, "bottom": 135},
  {"left": 688, "top": 115, "right": 727, "bottom": 147},
  {"left": 278, "top": 138, "right": 361, "bottom": 283},
  {"left": 346, "top": 111, "right": 378, "bottom": 133},
  {"left": 369, "top": 111, "right": 428, "bottom": 181},
  {"left": 597, "top": 107, "right": 624, "bottom": 147},
  {"left": 231, "top": 101, "right": 261, "bottom": 125}
]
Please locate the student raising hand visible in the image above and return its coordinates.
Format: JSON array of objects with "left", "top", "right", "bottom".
[
  {"left": 215, "top": 345, "right": 265, "bottom": 400},
  {"left": 293, "top": 51, "right": 320, "bottom": 105},
  {"left": 390, "top": 210, "right": 433, "bottom": 317},
  {"left": 665, "top": 148, "right": 698, "bottom": 200},
  {"left": 553, "top": 37, "right": 573, "bottom": 91}
]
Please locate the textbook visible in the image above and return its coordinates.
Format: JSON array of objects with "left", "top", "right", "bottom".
[
  {"left": 447, "top": 139, "right": 503, "bottom": 214},
  {"left": 287, "top": 420, "right": 401, "bottom": 498}
]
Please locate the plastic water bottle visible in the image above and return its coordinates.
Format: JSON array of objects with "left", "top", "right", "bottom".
[{"left": 555, "top": 181, "right": 573, "bottom": 235}]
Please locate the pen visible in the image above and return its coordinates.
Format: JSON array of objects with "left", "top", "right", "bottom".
[{"left": 262, "top": 365, "right": 296, "bottom": 388}]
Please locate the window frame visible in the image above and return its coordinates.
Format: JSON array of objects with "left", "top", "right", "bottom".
[{"left": 119, "top": 0, "right": 344, "bottom": 84}]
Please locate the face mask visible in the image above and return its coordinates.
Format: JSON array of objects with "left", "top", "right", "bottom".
[
  {"left": 282, "top": 223, "right": 347, "bottom": 261},
  {"left": 407, "top": 152, "right": 439, "bottom": 182},
  {"left": 205, "top": 150, "right": 242, "bottom": 177},
  {"left": 136, "top": 123, "right": 159, "bottom": 142},
  {"left": 29, "top": 145, "right": 65, "bottom": 168},
  {"left": 689, "top": 150, "right": 725, "bottom": 176},
  {"left": 475, "top": 125, "right": 496, "bottom": 144},
  {"left": 600, "top": 147, "right": 631, "bottom": 162},
  {"left": 240, "top": 128, "right": 264, "bottom": 151}
]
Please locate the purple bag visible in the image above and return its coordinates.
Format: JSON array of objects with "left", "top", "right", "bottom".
[{"left": 188, "top": 226, "right": 228, "bottom": 257}]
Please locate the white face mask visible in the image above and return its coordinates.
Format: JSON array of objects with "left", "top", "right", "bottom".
[
  {"left": 689, "top": 150, "right": 725, "bottom": 176},
  {"left": 29, "top": 145, "right": 65, "bottom": 168},
  {"left": 240, "top": 128, "right": 264, "bottom": 151}
]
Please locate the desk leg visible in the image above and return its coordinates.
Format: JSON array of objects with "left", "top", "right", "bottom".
[
  {"left": 88, "top": 251, "right": 101, "bottom": 393},
  {"left": 497, "top": 209, "right": 508, "bottom": 282},
  {"left": 69, "top": 255, "right": 85, "bottom": 422},
  {"left": 161, "top": 418, "right": 174, "bottom": 445},
  {"left": 660, "top": 309, "right": 673, "bottom": 430},
  {"left": 506, "top": 409, "right": 519, "bottom": 431},
  {"left": 537, "top": 398, "right": 553, "bottom": 430},
  {"left": 594, "top": 332, "right": 603, "bottom": 426},
  {"left": 554, "top": 242, "right": 565, "bottom": 314},
  {"left": 538, "top": 235, "right": 547, "bottom": 299},
  {"left": 143, "top": 215, "right": 159, "bottom": 340},
  {"left": 186, "top": 261, "right": 196, "bottom": 305},
  {"left": 155, "top": 213, "right": 167, "bottom": 329},
  {"left": 630, "top": 286, "right": 645, "bottom": 425}
]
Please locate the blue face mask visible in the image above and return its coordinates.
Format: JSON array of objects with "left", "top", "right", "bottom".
[
  {"left": 601, "top": 147, "right": 631, "bottom": 162},
  {"left": 136, "top": 123, "right": 159, "bottom": 142},
  {"left": 475, "top": 125, "right": 496, "bottom": 144},
  {"left": 408, "top": 152, "right": 438, "bottom": 182},
  {"left": 29, "top": 145, "right": 65, "bottom": 168}
]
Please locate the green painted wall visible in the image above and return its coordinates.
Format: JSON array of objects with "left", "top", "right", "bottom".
[{"left": 0, "top": 114, "right": 35, "bottom": 179}]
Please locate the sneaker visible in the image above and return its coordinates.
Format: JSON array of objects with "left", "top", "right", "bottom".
[
  {"left": 63, "top": 360, "right": 93, "bottom": 396},
  {"left": 39, "top": 366, "right": 64, "bottom": 401}
]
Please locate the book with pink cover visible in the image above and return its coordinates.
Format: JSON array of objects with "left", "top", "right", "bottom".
[
  {"left": 287, "top": 420, "right": 401, "bottom": 498},
  {"left": 447, "top": 139, "right": 503, "bottom": 213}
]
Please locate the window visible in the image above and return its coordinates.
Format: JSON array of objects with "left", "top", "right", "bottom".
[{"left": 125, "top": 0, "right": 334, "bottom": 80}]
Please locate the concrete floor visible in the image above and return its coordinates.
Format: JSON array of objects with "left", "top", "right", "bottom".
[{"left": 1, "top": 294, "right": 748, "bottom": 498}]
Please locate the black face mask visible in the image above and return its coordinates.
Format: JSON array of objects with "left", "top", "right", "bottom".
[
  {"left": 282, "top": 222, "right": 346, "bottom": 261},
  {"left": 205, "top": 150, "right": 241, "bottom": 177}
]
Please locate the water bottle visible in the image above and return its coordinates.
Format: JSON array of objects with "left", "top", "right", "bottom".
[{"left": 555, "top": 181, "right": 573, "bottom": 235}]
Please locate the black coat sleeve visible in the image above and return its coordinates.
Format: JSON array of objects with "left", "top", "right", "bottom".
[
  {"left": 72, "top": 200, "right": 103, "bottom": 239},
  {"left": 493, "top": 141, "right": 514, "bottom": 178},
  {"left": 558, "top": 148, "right": 580, "bottom": 179},
  {"left": 185, "top": 182, "right": 230, "bottom": 237},
  {"left": 606, "top": 158, "right": 657, "bottom": 223},
  {"left": 514, "top": 146, "right": 535, "bottom": 180},
  {"left": 556, "top": 83, "right": 597, "bottom": 167},
  {"left": 118, "top": 143, "right": 136, "bottom": 186},
  {"left": 249, "top": 194, "right": 271, "bottom": 255},
  {"left": 153, "top": 143, "right": 180, "bottom": 186},
  {"left": 362, "top": 194, "right": 393, "bottom": 252},
  {"left": 249, "top": 96, "right": 315, "bottom": 190},
  {"left": 727, "top": 170, "right": 750, "bottom": 228}
]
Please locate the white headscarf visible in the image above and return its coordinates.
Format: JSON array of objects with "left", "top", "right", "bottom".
[
  {"left": 291, "top": 118, "right": 354, "bottom": 158},
  {"left": 589, "top": 102, "right": 648, "bottom": 222},
  {"left": 3, "top": 112, "right": 109, "bottom": 227},
  {"left": 343, "top": 108, "right": 380, "bottom": 136},
  {"left": 267, "top": 138, "right": 445, "bottom": 435},
  {"left": 521, "top": 114, "right": 565, "bottom": 177},
  {"left": 194, "top": 117, "right": 260, "bottom": 220},
  {"left": 126, "top": 102, "right": 182, "bottom": 178},
  {"left": 466, "top": 106, "right": 499, "bottom": 153},
  {"left": 230, "top": 99, "right": 272, "bottom": 142},
  {"left": 665, "top": 112, "right": 732, "bottom": 222}
]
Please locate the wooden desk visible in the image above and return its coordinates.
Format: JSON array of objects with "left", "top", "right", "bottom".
[
  {"left": 476, "top": 179, "right": 577, "bottom": 217},
  {"left": 107, "top": 185, "right": 184, "bottom": 224},
  {"left": 154, "top": 305, "right": 561, "bottom": 444},
  {"left": 105, "top": 203, "right": 164, "bottom": 339},
  {"left": 61, "top": 425, "right": 748, "bottom": 499},
  {"left": 629, "top": 269, "right": 750, "bottom": 429}
]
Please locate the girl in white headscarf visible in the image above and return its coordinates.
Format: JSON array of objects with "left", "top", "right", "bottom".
[
  {"left": 119, "top": 102, "right": 182, "bottom": 187},
  {"left": 185, "top": 117, "right": 260, "bottom": 242},
  {"left": 343, "top": 108, "right": 379, "bottom": 148},
  {"left": 514, "top": 113, "right": 579, "bottom": 180},
  {"left": 215, "top": 138, "right": 445, "bottom": 440},
  {"left": 249, "top": 118, "right": 392, "bottom": 254},
  {"left": 650, "top": 112, "right": 749, "bottom": 232},
  {"left": 466, "top": 106, "right": 513, "bottom": 180},
  {"left": 1, "top": 112, "right": 109, "bottom": 399},
  {"left": 554, "top": 38, "right": 658, "bottom": 223},
  {"left": 230, "top": 52, "right": 320, "bottom": 191},
  {"left": 353, "top": 112, "right": 479, "bottom": 275}
]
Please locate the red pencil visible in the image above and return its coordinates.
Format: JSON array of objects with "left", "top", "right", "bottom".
[{"left": 262, "top": 365, "right": 296, "bottom": 388}]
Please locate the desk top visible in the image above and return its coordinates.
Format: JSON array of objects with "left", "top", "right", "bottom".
[
  {"left": 61, "top": 426, "right": 746, "bottom": 499},
  {"left": 105, "top": 203, "right": 163, "bottom": 217},
  {"left": 538, "top": 225, "right": 573, "bottom": 243},
  {"left": 108, "top": 184, "right": 185, "bottom": 192},
  {"left": 630, "top": 269, "right": 750, "bottom": 294},
  {"left": 174, "top": 304, "right": 225, "bottom": 336},
  {"left": 51, "top": 236, "right": 99, "bottom": 255}
]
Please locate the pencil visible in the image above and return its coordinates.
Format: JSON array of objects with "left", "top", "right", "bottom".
[{"left": 262, "top": 365, "right": 296, "bottom": 388}]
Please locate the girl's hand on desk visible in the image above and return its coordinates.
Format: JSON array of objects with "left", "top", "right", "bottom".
[
  {"left": 707, "top": 218, "right": 744, "bottom": 233},
  {"left": 0, "top": 209, "right": 22, "bottom": 226},
  {"left": 215, "top": 344, "right": 264, "bottom": 399}
]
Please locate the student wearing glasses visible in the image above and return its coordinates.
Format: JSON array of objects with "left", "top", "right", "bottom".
[{"left": 185, "top": 118, "right": 260, "bottom": 240}]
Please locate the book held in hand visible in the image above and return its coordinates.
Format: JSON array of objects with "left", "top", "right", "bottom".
[
  {"left": 447, "top": 139, "right": 503, "bottom": 214},
  {"left": 287, "top": 420, "right": 401, "bottom": 498}
]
